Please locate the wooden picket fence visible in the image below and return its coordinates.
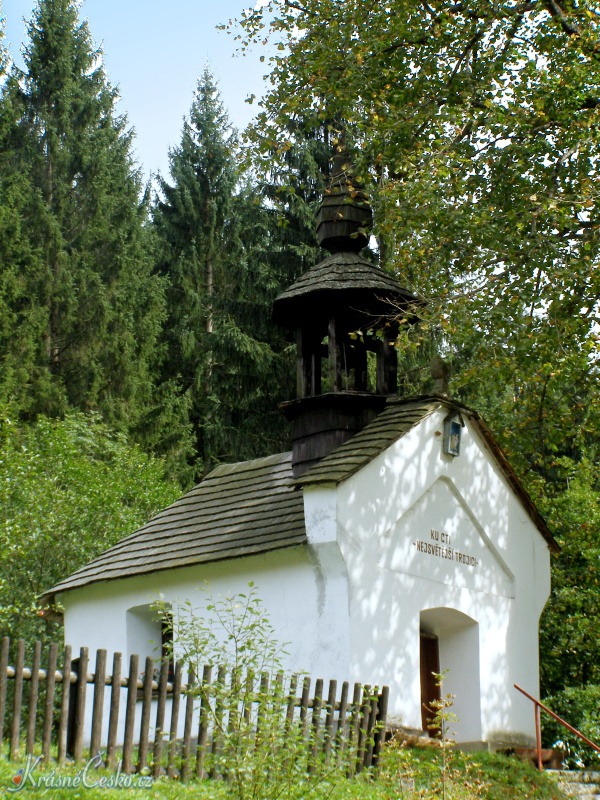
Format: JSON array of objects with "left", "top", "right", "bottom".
[{"left": 0, "top": 637, "right": 388, "bottom": 780}]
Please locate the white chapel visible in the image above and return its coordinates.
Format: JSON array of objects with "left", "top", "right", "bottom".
[{"left": 43, "top": 155, "right": 558, "bottom": 748}]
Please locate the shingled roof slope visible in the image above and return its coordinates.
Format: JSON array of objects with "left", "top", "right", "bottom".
[
  {"left": 43, "top": 452, "right": 307, "bottom": 602},
  {"left": 276, "top": 252, "right": 406, "bottom": 298},
  {"left": 272, "top": 252, "right": 420, "bottom": 322}
]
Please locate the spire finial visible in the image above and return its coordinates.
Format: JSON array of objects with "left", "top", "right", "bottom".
[
  {"left": 430, "top": 356, "right": 451, "bottom": 397},
  {"left": 315, "top": 146, "right": 372, "bottom": 253}
]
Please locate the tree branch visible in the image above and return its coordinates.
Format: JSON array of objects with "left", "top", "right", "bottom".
[{"left": 543, "top": 0, "right": 581, "bottom": 36}]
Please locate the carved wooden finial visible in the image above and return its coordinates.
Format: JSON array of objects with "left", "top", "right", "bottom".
[
  {"left": 430, "top": 356, "right": 451, "bottom": 396},
  {"left": 315, "top": 149, "right": 372, "bottom": 253}
]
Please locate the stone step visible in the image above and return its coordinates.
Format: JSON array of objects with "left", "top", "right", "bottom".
[{"left": 548, "top": 770, "right": 600, "bottom": 799}]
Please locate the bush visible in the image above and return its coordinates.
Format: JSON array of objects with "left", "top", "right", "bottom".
[
  {"left": 0, "top": 413, "right": 180, "bottom": 642},
  {"left": 543, "top": 685, "right": 600, "bottom": 768}
]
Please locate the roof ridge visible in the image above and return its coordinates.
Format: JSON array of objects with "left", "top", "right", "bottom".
[
  {"left": 209, "top": 450, "right": 291, "bottom": 475},
  {"left": 386, "top": 393, "right": 479, "bottom": 416}
]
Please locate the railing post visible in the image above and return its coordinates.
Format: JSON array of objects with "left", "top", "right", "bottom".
[{"left": 535, "top": 702, "right": 542, "bottom": 771}]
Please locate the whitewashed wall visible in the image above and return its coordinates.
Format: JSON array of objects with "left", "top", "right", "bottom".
[
  {"left": 63, "top": 545, "right": 350, "bottom": 677},
  {"left": 309, "top": 407, "right": 551, "bottom": 746},
  {"left": 61, "top": 544, "right": 352, "bottom": 744}
]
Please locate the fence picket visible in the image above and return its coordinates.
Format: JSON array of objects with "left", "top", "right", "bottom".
[
  {"left": 25, "top": 640, "right": 41, "bottom": 755},
  {"left": 90, "top": 649, "right": 107, "bottom": 759},
  {"left": 153, "top": 657, "right": 170, "bottom": 778},
  {"left": 226, "top": 666, "right": 242, "bottom": 760},
  {"left": 42, "top": 643, "right": 58, "bottom": 762},
  {"left": 372, "top": 685, "right": 389, "bottom": 768},
  {"left": 273, "top": 670, "right": 285, "bottom": 721},
  {"left": 364, "top": 687, "right": 379, "bottom": 768},
  {"left": 9, "top": 639, "right": 25, "bottom": 760},
  {"left": 308, "top": 677, "right": 324, "bottom": 774},
  {"left": 71, "top": 647, "right": 89, "bottom": 762},
  {"left": 347, "top": 682, "right": 363, "bottom": 778},
  {"left": 137, "top": 656, "right": 154, "bottom": 773},
  {"left": 167, "top": 661, "right": 183, "bottom": 778},
  {"left": 299, "top": 675, "right": 311, "bottom": 738},
  {"left": 195, "top": 664, "right": 212, "bottom": 780},
  {"left": 285, "top": 673, "right": 298, "bottom": 732},
  {"left": 256, "top": 672, "right": 269, "bottom": 739},
  {"left": 122, "top": 653, "right": 139, "bottom": 774},
  {"left": 180, "top": 668, "right": 195, "bottom": 783},
  {"left": 323, "top": 679, "right": 337, "bottom": 763},
  {"left": 106, "top": 651, "right": 122, "bottom": 769},
  {"left": 210, "top": 665, "right": 227, "bottom": 779},
  {"left": 57, "top": 645, "right": 72, "bottom": 765},
  {"left": 336, "top": 680, "right": 349, "bottom": 764},
  {"left": 243, "top": 669, "right": 254, "bottom": 726},
  {"left": 355, "top": 684, "right": 372, "bottom": 773}
]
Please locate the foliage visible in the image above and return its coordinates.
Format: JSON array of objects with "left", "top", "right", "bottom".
[
  {"left": 425, "top": 672, "right": 459, "bottom": 800},
  {"left": 0, "top": 744, "right": 569, "bottom": 799},
  {"left": 539, "top": 457, "right": 600, "bottom": 694},
  {"left": 158, "top": 584, "right": 286, "bottom": 683},
  {"left": 0, "top": 758, "right": 229, "bottom": 799},
  {"left": 0, "top": 413, "right": 180, "bottom": 642},
  {"left": 233, "top": 0, "right": 600, "bottom": 707},
  {"left": 542, "top": 684, "right": 600, "bottom": 769},
  {"left": 234, "top": 0, "right": 600, "bottom": 480},
  {"left": 0, "top": 0, "right": 195, "bottom": 478},
  {"left": 154, "top": 585, "right": 339, "bottom": 800},
  {"left": 377, "top": 744, "right": 567, "bottom": 800},
  {"left": 251, "top": 114, "right": 328, "bottom": 274}
]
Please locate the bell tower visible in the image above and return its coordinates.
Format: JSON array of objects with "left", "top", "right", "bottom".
[{"left": 273, "top": 154, "right": 420, "bottom": 477}]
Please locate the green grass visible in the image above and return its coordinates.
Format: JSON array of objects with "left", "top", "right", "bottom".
[
  {"left": 372, "top": 744, "right": 569, "bottom": 800},
  {"left": 0, "top": 745, "right": 568, "bottom": 799}
]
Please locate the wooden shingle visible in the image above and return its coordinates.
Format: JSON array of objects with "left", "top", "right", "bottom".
[{"left": 272, "top": 252, "right": 420, "bottom": 325}]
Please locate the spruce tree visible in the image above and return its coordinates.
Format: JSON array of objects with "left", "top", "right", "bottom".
[
  {"left": 154, "top": 70, "right": 298, "bottom": 472},
  {"left": 0, "top": 18, "right": 47, "bottom": 416},
  {"left": 254, "top": 115, "right": 329, "bottom": 279},
  {"left": 2, "top": 0, "right": 165, "bottom": 433}
]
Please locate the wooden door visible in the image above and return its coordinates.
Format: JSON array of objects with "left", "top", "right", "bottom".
[{"left": 420, "top": 632, "right": 441, "bottom": 736}]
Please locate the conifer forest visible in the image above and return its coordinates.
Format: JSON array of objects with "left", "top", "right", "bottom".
[{"left": 0, "top": 0, "right": 599, "bottom": 744}]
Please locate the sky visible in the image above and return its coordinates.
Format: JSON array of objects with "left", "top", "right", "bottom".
[{"left": 2, "top": 0, "right": 272, "bottom": 181}]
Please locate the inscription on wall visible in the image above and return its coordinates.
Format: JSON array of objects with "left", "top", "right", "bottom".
[{"left": 413, "top": 528, "right": 479, "bottom": 568}]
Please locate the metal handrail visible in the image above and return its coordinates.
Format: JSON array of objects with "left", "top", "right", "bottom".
[{"left": 514, "top": 683, "right": 600, "bottom": 770}]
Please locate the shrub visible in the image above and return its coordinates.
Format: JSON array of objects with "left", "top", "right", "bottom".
[{"left": 542, "top": 685, "right": 600, "bottom": 768}]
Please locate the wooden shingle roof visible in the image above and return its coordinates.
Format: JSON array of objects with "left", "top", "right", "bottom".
[
  {"left": 43, "top": 452, "right": 306, "bottom": 602},
  {"left": 272, "top": 252, "right": 420, "bottom": 325},
  {"left": 276, "top": 252, "right": 404, "bottom": 299}
]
